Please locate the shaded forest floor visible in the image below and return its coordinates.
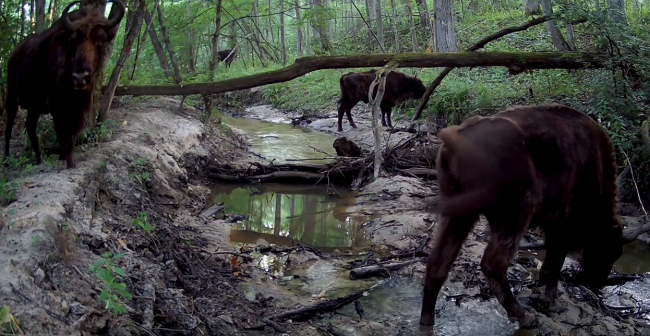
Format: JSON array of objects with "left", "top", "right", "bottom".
[{"left": 0, "top": 95, "right": 649, "bottom": 336}]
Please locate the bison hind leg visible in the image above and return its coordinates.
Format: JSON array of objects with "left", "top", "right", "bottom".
[
  {"left": 537, "top": 225, "right": 569, "bottom": 309},
  {"left": 482, "top": 210, "right": 537, "bottom": 328},
  {"left": 420, "top": 212, "right": 478, "bottom": 327},
  {"left": 25, "top": 110, "right": 43, "bottom": 165}
]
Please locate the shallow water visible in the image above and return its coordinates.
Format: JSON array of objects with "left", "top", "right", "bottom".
[
  {"left": 222, "top": 115, "right": 339, "bottom": 164},
  {"left": 211, "top": 182, "right": 375, "bottom": 253}
]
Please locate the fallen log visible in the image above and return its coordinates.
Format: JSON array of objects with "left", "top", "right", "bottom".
[
  {"left": 396, "top": 168, "right": 438, "bottom": 179},
  {"left": 110, "top": 52, "right": 607, "bottom": 97},
  {"left": 349, "top": 258, "right": 425, "bottom": 280}
]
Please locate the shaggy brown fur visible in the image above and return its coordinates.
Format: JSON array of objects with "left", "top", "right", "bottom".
[
  {"left": 218, "top": 49, "right": 236, "bottom": 68},
  {"left": 4, "top": 0, "right": 125, "bottom": 169},
  {"left": 419, "top": 104, "right": 625, "bottom": 328},
  {"left": 336, "top": 70, "right": 426, "bottom": 132}
]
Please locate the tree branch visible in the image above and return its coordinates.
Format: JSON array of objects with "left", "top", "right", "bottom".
[
  {"left": 407, "top": 16, "right": 554, "bottom": 128},
  {"left": 109, "top": 51, "right": 607, "bottom": 97}
]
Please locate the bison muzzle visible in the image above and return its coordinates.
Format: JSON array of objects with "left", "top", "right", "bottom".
[
  {"left": 419, "top": 104, "right": 642, "bottom": 329},
  {"left": 4, "top": 0, "right": 125, "bottom": 169},
  {"left": 336, "top": 70, "right": 426, "bottom": 132}
]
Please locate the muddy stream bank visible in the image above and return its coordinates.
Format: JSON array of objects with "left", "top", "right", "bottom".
[{"left": 213, "top": 103, "right": 650, "bottom": 335}]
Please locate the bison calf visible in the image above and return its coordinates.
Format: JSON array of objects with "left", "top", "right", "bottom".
[
  {"left": 337, "top": 70, "right": 426, "bottom": 132},
  {"left": 4, "top": 0, "right": 125, "bottom": 169},
  {"left": 218, "top": 49, "right": 236, "bottom": 68},
  {"left": 420, "top": 104, "right": 636, "bottom": 329}
]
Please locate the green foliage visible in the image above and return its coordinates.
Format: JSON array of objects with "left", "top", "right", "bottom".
[
  {"left": 0, "top": 177, "right": 19, "bottom": 206},
  {"left": 0, "top": 306, "right": 22, "bottom": 335},
  {"left": 129, "top": 156, "right": 152, "bottom": 186},
  {"left": 132, "top": 212, "right": 155, "bottom": 234},
  {"left": 90, "top": 253, "right": 132, "bottom": 316}
]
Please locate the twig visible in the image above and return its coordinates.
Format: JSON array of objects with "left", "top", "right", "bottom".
[{"left": 261, "top": 318, "right": 288, "bottom": 333}]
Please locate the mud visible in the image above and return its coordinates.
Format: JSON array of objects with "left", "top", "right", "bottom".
[{"left": 1, "top": 95, "right": 648, "bottom": 336}]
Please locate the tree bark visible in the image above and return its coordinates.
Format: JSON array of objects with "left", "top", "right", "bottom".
[
  {"left": 525, "top": 0, "right": 541, "bottom": 15},
  {"left": 111, "top": 51, "right": 608, "bottom": 97},
  {"left": 130, "top": 0, "right": 160, "bottom": 80},
  {"left": 566, "top": 23, "right": 575, "bottom": 50},
  {"left": 186, "top": 0, "right": 196, "bottom": 72},
  {"left": 97, "top": 0, "right": 147, "bottom": 123},
  {"left": 313, "top": 0, "right": 332, "bottom": 51},
  {"left": 414, "top": 0, "right": 429, "bottom": 28},
  {"left": 405, "top": 0, "right": 417, "bottom": 51},
  {"left": 390, "top": 0, "right": 399, "bottom": 52},
  {"left": 374, "top": 0, "right": 384, "bottom": 52},
  {"left": 280, "top": 0, "right": 286, "bottom": 65},
  {"left": 20, "top": 0, "right": 26, "bottom": 37},
  {"left": 433, "top": 0, "right": 459, "bottom": 52},
  {"left": 540, "top": 0, "right": 570, "bottom": 51},
  {"left": 365, "top": 0, "right": 373, "bottom": 49},
  {"left": 157, "top": 0, "right": 183, "bottom": 83},
  {"left": 35, "top": 0, "right": 45, "bottom": 32},
  {"left": 295, "top": 0, "right": 303, "bottom": 57},
  {"left": 209, "top": 0, "right": 224, "bottom": 80},
  {"left": 144, "top": 9, "right": 175, "bottom": 82}
]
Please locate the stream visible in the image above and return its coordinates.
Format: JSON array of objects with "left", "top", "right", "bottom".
[{"left": 213, "top": 106, "right": 650, "bottom": 335}]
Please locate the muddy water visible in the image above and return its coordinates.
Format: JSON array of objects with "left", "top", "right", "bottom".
[
  {"left": 211, "top": 182, "right": 375, "bottom": 253},
  {"left": 222, "top": 115, "right": 339, "bottom": 164}
]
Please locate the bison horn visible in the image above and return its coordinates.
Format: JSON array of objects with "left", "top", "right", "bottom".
[
  {"left": 105, "top": 0, "right": 126, "bottom": 29},
  {"left": 61, "top": 1, "right": 81, "bottom": 31}
]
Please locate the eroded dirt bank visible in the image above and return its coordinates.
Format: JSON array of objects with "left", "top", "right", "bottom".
[{"left": 1, "top": 96, "right": 649, "bottom": 336}]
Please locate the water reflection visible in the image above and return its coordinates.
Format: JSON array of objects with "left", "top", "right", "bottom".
[
  {"left": 212, "top": 183, "right": 374, "bottom": 253},
  {"left": 222, "top": 115, "right": 339, "bottom": 164}
]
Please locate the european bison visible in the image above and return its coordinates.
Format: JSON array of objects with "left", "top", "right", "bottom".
[
  {"left": 419, "top": 104, "right": 647, "bottom": 328},
  {"left": 218, "top": 49, "right": 236, "bottom": 68},
  {"left": 3, "top": 0, "right": 125, "bottom": 169},
  {"left": 337, "top": 70, "right": 426, "bottom": 132}
]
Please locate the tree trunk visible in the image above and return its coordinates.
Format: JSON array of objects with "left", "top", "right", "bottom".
[
  {"left": 97, "top": 0, "right": 147, "bottom": 123},
  {"left": 280, "top": 0, "right": 286, "bottom": 65},
  {"left": 35, "top": 0, "right": 45, "bottom": 32},
  {"left": 20, "top": 0, "right": 26, "bottom": 37},
  {"left": 130, "top": 0, "right": 159, "bottom": 80},
  {"left": 144, "top": 9, "right": 175, "bottom": 82},
  {"left": 29, "top": 0, "right": 35, "bottom": 32},
  {"left": 374, "top": 0, "right": 384, "bottom": 52},
  {"left": 187, "top": 0, "right": 196, "bottom": 72},
  {"left": 607, "top": 0, "right": 627, "bottom": 24},
  {"left": 111, "top": 52, "right": 609, "bottom": 97},
  {"left": 267, "top": 0, "right": 275, "bottom": 43},
  {"left": 540, "top": 0, "right": 570, "bottom": 51},
  {"left": 313, "top": 0, "right": 332, "bottom": 51},
  {"left": 433, "top": 0, "right": 459, "bottom": 52},
  {"left": 390, "top": 0, "right": 399, "bottom": 52},
  {"left": 365, "top": 0, "right": 373, "bottom": 49},
  {"left": 295, "top": 0, "right": 303, "bottom": 57},
  {"left": 415, "top": 0, "right": 434, "bottom": 50},
  {"left": 405, "top": 0, "right": 417, "bottom": 51},
  {"left": 157, "top": 0, "right": 183, "bottom": 83},
  {"left": 209, "top": 0, "right": 224, "bottom": 80},
  {"left": 566, "top": 23, "right": 575, "bottom": 50},
  {"left": 595, "top": 0, "right": 600, "bottom": 11},
  {"left": 525, "top": 0, "right": 541, "bottom": 15}
]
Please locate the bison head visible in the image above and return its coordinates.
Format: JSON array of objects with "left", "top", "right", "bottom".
[
  {"left": 407, "top": 76, "right": 427, "bottom": 100},
  {"left": 58, "top": 0, "right": 125, "bottom": 90}
]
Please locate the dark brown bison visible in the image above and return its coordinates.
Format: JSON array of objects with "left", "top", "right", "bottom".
[
  {"left": 218, "top": 49, "right": 236, "bottom": 68},
  {"left": 337, "top": 70, "right": 426, "bottom": 132},
  {"left": 3, "top": 0, "right": 125, "bottom": 169},
  {"left": 419, "top": 104, "right": 648, "bottom": 328}
]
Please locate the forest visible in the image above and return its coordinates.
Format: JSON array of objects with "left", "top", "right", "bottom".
[{"left": 1, "top": 0, "right": 650, "bottom": 334}]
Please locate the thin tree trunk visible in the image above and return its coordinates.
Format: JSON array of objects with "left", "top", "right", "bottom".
[
  {"left": 350, "top": 1, "right": 357, "bottom": 46},
  {"left": 29, "top": 0, "right": 35, "bottom": 32},
  {"left": 46, "top": 0, "right": 53, "bottom": 26},
  {"left": 98, "top": 0, "right": 147, "bottom": 123},
  {"left": 390, "top": 0, "right": 399, "bottom": 52},
  {"left": 205, "top": 0, "right": 224, "bottom": 117},
  {"left": 313, "top": 0, "right": 332, "bottom": 51},
  {"left": 365, "top": 0, "right": 373, "bottom": 49},
  {"left": 157, "top": 0, "right": 183, "bottom": 83},
  {"left": 433, "top": 0, "right": 458, "bottom": 52},
  {"left": 130, "top": 0, "right": 159, "bottom": 80},
  {"left": 35, "top": 0, "right": 46, "bottom": 32},
  {"left": 406, "top": 0, "right": 417, "bottom": 51},
  {"left": 20, "top": 0, "right": 26, "bottom": 37},
  {"left": 144, "top": 9, "right": 175, "bottom": 82},
  {"left": 415, "top": 0, "right": 434, "bottom": 50},
  {"left": 295, "top": 0, "right": 303, "bottom": 56},
  {"left": 566, "top": 23, "right": 575, "bottom": 50},
  {"left": 268, "top": 0, "right": 275, "bottom": 43},
  {"left": 186, "top": 0, "right": 196, "bottom": 72},
  {"left": 280, "top": 0, "right": 286, "bottom": 65},
  {"left": 607, "top": 0, "right": 627, "bottom": 24},
  {"left": 374, "top": 0, "right": 384, "bottom": 52},
  {"left": 540, "top": 0, "right": 570, "bottom": 51}
]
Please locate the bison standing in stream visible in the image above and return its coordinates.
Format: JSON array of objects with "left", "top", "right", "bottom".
[
  {"left": 419, "top": 104, "right": 650, "bottom": 329},
  {"left": 3, "top": 0, "right": 125, "bottom": 169},
  {"left": 336, "top": 70, "right": 426, "bottom": 132}
]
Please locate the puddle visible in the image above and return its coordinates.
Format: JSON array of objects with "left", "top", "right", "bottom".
[
  {"left": 613, "top": 239, "right": 650, "bottom": 274},
  {"left": 222, "top": 115, "right": 339, "bottom": 164},
  {"left": 335, "top": 276, "right": 526, "bottom": 336},
  {"left": 211, "top": 182, "right": 375, "bottom": 253}
]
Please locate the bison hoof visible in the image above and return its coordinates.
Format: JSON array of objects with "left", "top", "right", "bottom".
[{"left": 350, "top": 124, "right": 357, "bottom": 129}]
